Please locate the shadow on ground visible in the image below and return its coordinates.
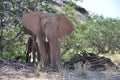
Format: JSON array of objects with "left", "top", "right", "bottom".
[{"left": 0, "top": 59, "right": 120, "bottom": 80}]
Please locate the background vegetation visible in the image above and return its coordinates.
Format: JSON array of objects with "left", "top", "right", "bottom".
[{"left": 0, "top": 0, "right": 120, "bottom": 61}]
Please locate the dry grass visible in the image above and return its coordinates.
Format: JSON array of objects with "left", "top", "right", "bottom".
[
  {"left": 36, "top": 54, "right": 120, "bottom": 80},
  {"left": 104, "top": 67, "right": 113, "bottom": 80},
  {"left": 100, "top": 54, "right": 120, "bottom": 65},
  {"left": 1, "top": 54, "right": 120, "bottom": 80},
  {"left": 36, "top": 63, "right": 103, "bottom": 80},
  {"left": 98, "top": 53, "right": 120, "bottom": 80}
]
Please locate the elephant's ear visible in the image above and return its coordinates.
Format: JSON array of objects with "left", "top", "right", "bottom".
[
  {"left": 21, "top": 12, "right": 41, "bottom": 34},
  {"left": 57, "top": 14, "right": 74, "bottom": 39}
]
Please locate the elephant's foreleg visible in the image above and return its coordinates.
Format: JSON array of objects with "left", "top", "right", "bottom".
[
  {"left": 37, "top": 34, "right": 49, "bottom": 68},
  {"left": 35, "top": 39, "right": 41, "bottom": 62},
  {"left": 45, "top": 42, "right": 51, "bottom": 65},
  {"left": 56, "top": 41, "right": 62, "bottom": 68},
  {"left": 48, "top": 34, "right": 61, "bottom": 70}
]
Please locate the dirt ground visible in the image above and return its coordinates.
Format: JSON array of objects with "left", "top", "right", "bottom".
[{"left": 0, "top": 59, "right": 120, "bottom": 80}]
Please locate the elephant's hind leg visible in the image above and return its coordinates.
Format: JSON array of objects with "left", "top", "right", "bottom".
[{"left": 25, "top": 37, "right": 32, "bottom": 63}]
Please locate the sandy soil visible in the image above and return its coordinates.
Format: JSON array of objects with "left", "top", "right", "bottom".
[{"left": 0, "top": 59, "right": 120, "bottom": 80}]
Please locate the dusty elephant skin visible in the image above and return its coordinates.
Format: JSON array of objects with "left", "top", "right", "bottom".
[{"left": 21, "top": 11, "right": 74, "bottom": 71}]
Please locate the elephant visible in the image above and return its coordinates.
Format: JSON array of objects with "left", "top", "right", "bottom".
[
  {"left": 23, "top": 27, "right": 41, "bottom": 63},
  {"left": 25, "top": 37, "right": 38, "bottom": 63},
  {"left": 21, "top": 11, "right": 74, "bottom": 71}
]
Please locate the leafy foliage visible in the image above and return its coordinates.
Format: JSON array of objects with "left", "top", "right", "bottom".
[
  {"left": 0, "top": 0, "right": 120, "bottom": 60},
  {"left": 0, "top": 0, "right": 56, "bottom": 58}
]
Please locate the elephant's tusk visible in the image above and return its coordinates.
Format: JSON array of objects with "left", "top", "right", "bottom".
[{"left": 45, "top": 37, "right": 48, "bottom": 42}]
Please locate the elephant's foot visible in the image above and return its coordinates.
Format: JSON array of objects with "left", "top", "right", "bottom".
[
  {"left": 52, "top": 68, "right": 59, "bottom": 72},
  {"left": 39, "top": 66, "right": 59, "bottom": 72},
  {"left": 51, "top": 66, "right": 59, "bottom": 72},
  {"left": 46, "top": 68, "right": 59, "bottom": 72},
  {"left": 51, "top": 64, "right": 62, "bottom": 72},
  {"left": 39, "top": 66, "right": 51, "bottom": 72}
]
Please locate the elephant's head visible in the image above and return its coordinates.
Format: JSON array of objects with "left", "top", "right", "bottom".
[
  {"left": 21, "top": 12, "right": 74, "bottom": 71},
  {"left": 22, "top": 12, "right": 74, "bottom": 38}
]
